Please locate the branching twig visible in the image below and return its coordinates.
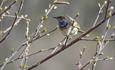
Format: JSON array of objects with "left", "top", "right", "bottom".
[
  {"left": 0, "top": 14, "right": 17, "bottom": 43},
  {"left": 0, "top": 0, "right": 24, "bottom": 69},
  {"left": 19, "top": 3, "right": 31, "bottom": 69},
  {"left": 33, "top": 0, "right": 57, "bottom": 38},
  {"left": 0, "top": 46, "right": 60, "bottom": 67},
  {"left": 0, "top": 13, "right": 18, "bottom": 70},
  {"left": 93, "top": 1, "right": 107, "bottom": 27},
  {"left": 0, "top": 27, "right": 57, "bottom": 68},
  {"left": 0, "top": 0, "right": 17, "bottom": 17},
  {"left": 2, "top": 15, "right": 30, "bottom": 34},
  {"left": 79, "top": 1, "right": 113, "bottom": 69}
]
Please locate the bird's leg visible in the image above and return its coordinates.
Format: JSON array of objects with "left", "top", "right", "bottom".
[
  {"left": 63, "top": 35, "right": 69, "bottom": 46},
  {"left": 58, "top": 35, "right": 70, "bottom": 47}
]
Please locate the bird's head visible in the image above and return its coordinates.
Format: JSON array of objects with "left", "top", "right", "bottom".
[
  {"left": 53, "top": 16, "right": 69, "bottom": 29},
  {"left": 53, "top": 16, "right": 66, "bottom": 21}
]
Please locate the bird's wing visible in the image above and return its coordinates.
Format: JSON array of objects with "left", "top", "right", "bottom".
[{"left": 66, "top": 16, "right": 80, "bottom": 29}]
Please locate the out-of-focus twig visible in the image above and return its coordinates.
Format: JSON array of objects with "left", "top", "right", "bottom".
[
  {"left": 0, "top": 13, "right": 18, "bottom": 70},
  {"left": 93, "top": 1, "right": 107, "bottom": 27},
  {"left": 80, "top": 38, "right": 115, "bottom": 41},
  {"left": 0, "top": 27, "right": 58, "bottom": 68},
  {"left": 0, "top": 0, "right": 24, "bottom": 69},
  {"left": 0, "top": 46, "right": 61, "bottom": 67},
  {"left": 79, "top": 1, "right": 113, "bottom": 69},
  {"left": 19, "top": 1, "right": 31, "bottom": 69},
  {"left": 0, "top": 0, "right": 17, "bottom": 17}
]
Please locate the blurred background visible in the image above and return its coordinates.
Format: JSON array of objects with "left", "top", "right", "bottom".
[{"left": 0, "top": 0, "right": 115, "bottom": 70}]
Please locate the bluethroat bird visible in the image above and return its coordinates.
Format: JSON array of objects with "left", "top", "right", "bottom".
[
  {"left": 54, "top": 16, "right": 84, "bottom": 38},
  {"left": 54, "top": 16, "right": 85, "bottom": 45}
]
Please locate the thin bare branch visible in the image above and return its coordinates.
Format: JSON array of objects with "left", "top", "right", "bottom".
[{"left": 0, "top": 0, "right": 17, "bottom": 17}]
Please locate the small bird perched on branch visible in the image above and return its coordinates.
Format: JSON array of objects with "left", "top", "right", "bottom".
[
  {"left": 54, "top": 16, "right": 84, "bottom": 38},
  {"left": 54, "top": 16, "right": 84, "bottom": 45}
]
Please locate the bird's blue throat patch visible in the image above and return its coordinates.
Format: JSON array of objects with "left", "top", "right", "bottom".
[{"left": 59, "top": 20, "right": 69, "bottom": 28}]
